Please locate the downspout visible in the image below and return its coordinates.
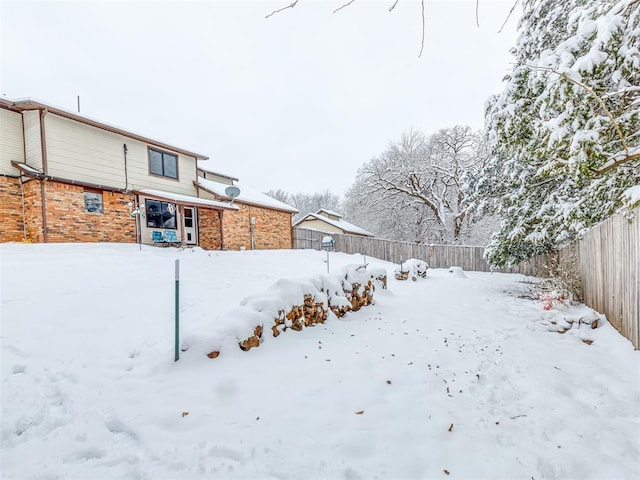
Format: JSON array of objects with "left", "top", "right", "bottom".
[
  {"left": 19, "top": 176, "right": 27, "bottom": 242},
  {"left": 249, "top": 206, "right": 256, "bottom": 250},
  {"left": 123, "top": 143, "right": 129, "bottom": 191},
  {"left": 135, "top": 194, "right": 141, "bottom": 247},
  {"left": 39, "top": 109, "right": 48, "bottom": 242},
  {"left": 219, "top": 210, "right": 225, "bottom": 250},
  {"left": 20, "top": 110, "right": 27, "bottom": 242}
]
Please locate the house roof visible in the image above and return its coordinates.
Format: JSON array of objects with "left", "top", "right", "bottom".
[
  {"left": 0, "top": 97, "right": 209, "bottom": 160},
  {"left": 137, "top": 188, "right": 238, "bottom": 211},
  {"left": 293, "top": 211, "right": 374, "bottom": 237},
  {"left": 194, "top": 177, "right": 298, "bottom": 214}
]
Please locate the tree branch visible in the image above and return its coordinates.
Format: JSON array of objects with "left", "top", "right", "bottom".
[
  {"left": 388, "top": 0, "right": 399, "bottom": 12},
  {"left": 333, "top": 0, "right": 357, "bottom": 14},
  {"left": 498, "top": 0, "right": 520, "bottom": 34},
  {"left": 418, "top": 0, "right": 425, "bottom": 58},
  {"left": 527, "top": 63, "right": 631, "bottom": 159},
  {"left": 265, "top": 0, "right": 300, "bottom": 19},
  {"left": 594, "top": 152, "right": 640, "bottom": 176}
]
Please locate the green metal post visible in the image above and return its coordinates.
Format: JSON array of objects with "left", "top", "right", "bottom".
[{"left": 174, "top": 259, "right": 180, "bottom": 362}]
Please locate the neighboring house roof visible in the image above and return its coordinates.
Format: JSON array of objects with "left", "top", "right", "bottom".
[
  {"left": 316, "top": 208, "right": 343, "bottom": 219},
  {"left": 196, "top": 161, "right": 239, "bottom": 182},
  {"left": 137, "top": 188, "right": 238, "bottom": 211},
  {"left": 194, "top": 177, "right": 299, "bottom": 214},
  {"left": 293, "top": 211, "right": 374, "bottom": 237},
  {"left": 1, "top": 98, "right": 209, "bottom": 160}
]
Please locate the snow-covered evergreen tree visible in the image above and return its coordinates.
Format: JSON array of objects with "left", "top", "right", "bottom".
[{"left": 473, "top": 0, "right": 640, "bottom": 266}]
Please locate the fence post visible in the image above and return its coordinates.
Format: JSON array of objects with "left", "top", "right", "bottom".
[{"left": 174, "top": 259, "right": 180, "bottom": 362}]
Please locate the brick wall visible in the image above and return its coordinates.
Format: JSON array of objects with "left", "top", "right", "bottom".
[
  {"left": 223, "top": 203, "right": 293, "bottom": 250},
  {"left": 198, "top": 208, "right": 222, "bottom": 250},
  {"left": 42, "top": 181, "right": 136, "bottom": 242},
  {"left": 3, "top": 177, "right": 293, "bottom": 249},
  {"left": 0, "top": 176, "right": 25, "bottom": 242}
]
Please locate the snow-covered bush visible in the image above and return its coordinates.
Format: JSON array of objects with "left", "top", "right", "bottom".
[
  {"left": 448, "top": 266, "right": 467, "bottom": 278},
  {"left": 394, "top": 259, "right": 428, "bottom": 281}
]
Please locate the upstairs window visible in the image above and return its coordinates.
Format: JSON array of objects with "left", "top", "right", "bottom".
[{"left": 149, "top": 148, "right": 178, "bottom": 179}]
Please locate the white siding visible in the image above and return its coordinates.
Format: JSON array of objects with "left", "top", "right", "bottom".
[
  {"left": 44, "top": 113, "right": 198, "bottom": 195},
  {"left": 197, "top": 189, "right": 216, "bottom": 201},
  {"left": 0, "top": 108, "right": 24, "bottom": 175},
  {"left": 23, "top": 110, "right": 43, "bottom": 172},
  {"left": 202, "top": 171, "right": 233, "bottom": 185},
  {"left": 297, "top": 219, "right": 344, "bottom": 234}
]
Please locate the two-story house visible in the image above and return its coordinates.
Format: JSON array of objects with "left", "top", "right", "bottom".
[{"left": 0, "top": 98, "right": 296, "bottom": 249}]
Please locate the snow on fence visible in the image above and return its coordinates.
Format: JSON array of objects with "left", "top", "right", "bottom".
[{"left": 294, "top": 209, "right": 640, "bottom": 349}]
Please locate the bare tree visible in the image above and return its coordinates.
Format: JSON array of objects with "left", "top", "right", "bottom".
[
  {"left": 265, "top": 1, "right": 520, "bottom": 58},
  {"left": 344, "top": 126, "right": 495, "bottom": 244},
  {"left": 264, "top": 189, "right": 291, "bottom": 205},
  {"left": 265, "top": 189, "right": 341, "bottom": 222}
]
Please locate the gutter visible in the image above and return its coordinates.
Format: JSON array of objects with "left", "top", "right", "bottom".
[
  {"left": 39, "top": 109, "right": 48, "bottom": 242},
  {"left": 11, "top": 161, "right": 131, "bottom": 194}
]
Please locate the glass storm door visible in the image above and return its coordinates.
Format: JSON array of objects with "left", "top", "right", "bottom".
[{"left": 183, "top": 207, "right": 198, "bottom": 245}]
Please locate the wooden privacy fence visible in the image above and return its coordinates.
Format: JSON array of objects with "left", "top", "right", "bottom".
[
  {"left": 573, "top": 207, "right": 639, "bottom": 350},
  {"left": 293, "top": 227, "right": 554, "bottom": 274},
  {"left": 294, "top": 209, "right": 639, "bottom": 349}
]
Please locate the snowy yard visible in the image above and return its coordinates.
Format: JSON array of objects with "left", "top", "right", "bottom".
[{"left": 1, "top": 244, "right": 638, "bottom": 480}]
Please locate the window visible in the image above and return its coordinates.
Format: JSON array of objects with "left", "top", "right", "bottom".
[
  {"left": 146, "top": 199, "right": 176, "bottom": 229},
  {"left": 84, "top": 191, "right": 103, "bottom": 213},
  {"left": 149, "top": 148, "right": 178, "bottom": 179}
]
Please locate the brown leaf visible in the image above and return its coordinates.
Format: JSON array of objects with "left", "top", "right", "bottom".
[
  {"left": 443, "top": 469, "right": 450, "bottom": 475},
  {"left": 355, "top": 410, "right": 364, "bottom": 415},
  {"left": 181, "top": 412, "right": 189, "bottom": 417},
  {"left": 386, "top": 380, "right": 392, "bottom": 385},
  {"left": 448, "top": 423, "right": 453, "bottom": 432}
]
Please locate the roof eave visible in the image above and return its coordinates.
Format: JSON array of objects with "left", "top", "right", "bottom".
[
  {"left": 7, "top": 98, "right": 209, "bottom": 160},
  {"left": 194, "top": 180, "right": 298, "bottom": 214}
]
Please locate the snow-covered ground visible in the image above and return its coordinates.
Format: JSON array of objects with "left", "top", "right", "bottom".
[{"left": 1, "top": 243, "right": 638, "bottom": 480}]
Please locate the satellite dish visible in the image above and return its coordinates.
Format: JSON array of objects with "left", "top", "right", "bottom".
[{"left": 225, "top": 186, "right": 241, "bottom": 199}]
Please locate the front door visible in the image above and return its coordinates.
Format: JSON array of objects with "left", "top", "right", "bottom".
[{"left": 183, "top": 207, "right": 198, "bottom": 245}]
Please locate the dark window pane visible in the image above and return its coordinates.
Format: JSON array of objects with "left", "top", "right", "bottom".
[
  {"left": 149, "top": 150, "right": 163, "bottom": 176},
  {"left": 163, "top": 153, "right": 178, "bottom": 179},
  {"left": 161, "top": 202, "right": 176, "bottom": 228},
  {"left": 146, "top": 199, "right": 163, "bottom": 227}
]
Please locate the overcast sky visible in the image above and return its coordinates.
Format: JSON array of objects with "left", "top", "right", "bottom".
[{"left": 1, "top": 0, "right": 521, "bottom": 196}]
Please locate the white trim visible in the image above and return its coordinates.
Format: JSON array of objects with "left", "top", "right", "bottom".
[{"left": 137, "top": 188, "right": 238, "bottom": 210}]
